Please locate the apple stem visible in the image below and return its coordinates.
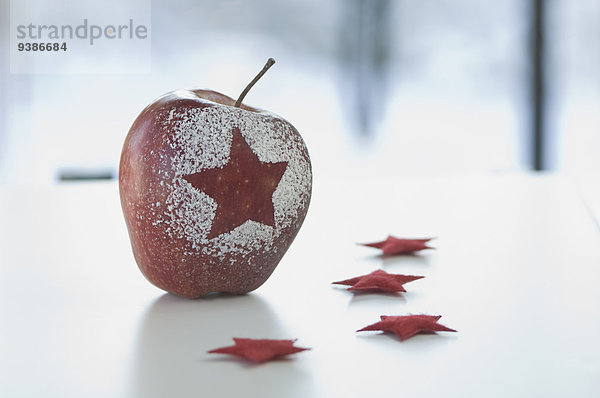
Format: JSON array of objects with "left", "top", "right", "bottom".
[{"left": 234, "top": 58, "right": 276, "bottom": 108}]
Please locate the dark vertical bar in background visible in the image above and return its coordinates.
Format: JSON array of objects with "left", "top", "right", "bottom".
[
  {"left": 531, "top": 0, "right": 546, "bottom": 171},
  {"left": 339, "top": 0, "right": 390, "bottom": 139}
]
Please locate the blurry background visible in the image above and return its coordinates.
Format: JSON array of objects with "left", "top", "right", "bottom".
[{"left": 0, "top": 0, "right": 599, "bottom": 212}]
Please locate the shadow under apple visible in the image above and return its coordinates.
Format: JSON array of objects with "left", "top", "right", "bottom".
[{"left": 131, "top": 293, "right": 316, "bottom": 398}]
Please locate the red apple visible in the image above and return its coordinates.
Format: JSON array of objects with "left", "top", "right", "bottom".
[{"left": 119, "top": 60, "right": 312, "bottom": 298}]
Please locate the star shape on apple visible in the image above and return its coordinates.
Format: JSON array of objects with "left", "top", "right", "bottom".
[
  {"left": 332, "top": 269, "right": 424, "bottom": 293},
  {"left": 183, "top": 127, "right": 288, "bottom": 239},
  {"left": 207, "top": 338, "right": 310, "bottom": 363},
  {"left": 357, "top": 314, "right": 456, "bottom": 341},
  {"left": 360, "top": 235, "right": 434, "bottom": 256}
]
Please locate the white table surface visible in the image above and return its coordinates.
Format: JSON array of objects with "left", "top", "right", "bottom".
[{"left": 1, "top": 173, "right": 600, "bottom": 397}]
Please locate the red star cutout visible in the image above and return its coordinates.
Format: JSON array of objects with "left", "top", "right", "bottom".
[
  {"left": 360, "top": 235, "right": 434, "bottom": 255},
  {"left": 183, "top": 128, "right": 288, "bottom": 239},
  {"left": 357, "top": 315, "right": 456, "bottom": 341},
  {"left": 207, "top": 338, "right": 310, "bottom": 363},
  {"left": 332, "top": 270, "right": 424, "bottom": 293}
]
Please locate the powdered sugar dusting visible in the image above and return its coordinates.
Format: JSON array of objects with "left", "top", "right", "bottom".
[{"left": 160, "top": 102, "right": 311, "bottom": 261}]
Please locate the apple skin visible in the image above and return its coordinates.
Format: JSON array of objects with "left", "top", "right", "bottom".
[{"left": 119, "top": 89, "right": 312, "bottom": 298}]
